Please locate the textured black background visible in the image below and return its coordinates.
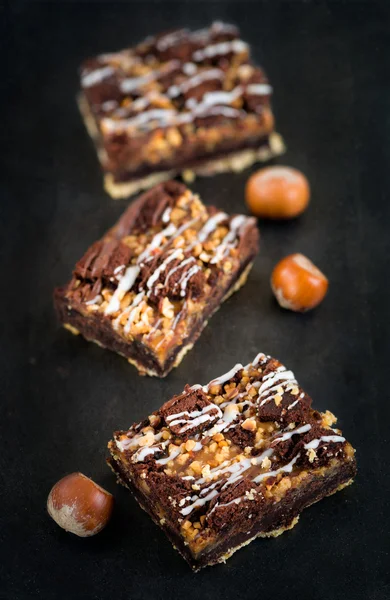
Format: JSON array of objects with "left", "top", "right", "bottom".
[{"left": 1, "top": 1, "right": 389, "bottom": 599}]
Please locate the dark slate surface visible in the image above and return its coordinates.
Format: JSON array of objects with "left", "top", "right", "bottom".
[{"left": 1, "top": 1, "right": 389, "bottom": 599}]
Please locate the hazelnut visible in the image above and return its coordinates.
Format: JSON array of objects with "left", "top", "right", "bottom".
[
  {"left": 47, "top": 473, "right": 114, "bottom": 537},
  {"left": 271, "top": 253, "right": 328, "bottom": 312},
  {"left": 245, "top": 166, "right": 310, "bottom": 219}
]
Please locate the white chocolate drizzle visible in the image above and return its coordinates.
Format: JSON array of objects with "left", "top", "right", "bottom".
[
  {"left": 132, "top": 441, "right": 168, "bottom": 463},
  {"left": 85, "top": 295, "right": 102, "bottom": 306},
  {"left": 252, "top": 454, "right": 300, "bottom": 484},
  {"left": 257, "top": 368, "right": 297, "bottom": 406},
  {"left": 192, "top": 39, "right": 248, "bottom": 62},
  {"left": 273, "top": 423, "right": 312, "bottom": 443},
  {"left": 196, "top": 212, "right": 228, "bottom": 243},
  {"left": 180, "top": 448, "right": 273, "bottom": 516},
  {"left": 183, "top": 62, "right": 197, "bottom": 76},
  {"left": 186, "top": 86, "right": 242, "bottom": 110},
  {"left": 179, "top": 265, "right": 201, "bottom": 297},
  {"left": 156, "top": 29, "right": 189, "bottom": 51},
  {"left": 168, "top": 68, "right": 224, "bottom": 98},
  {"left": 180, "top": 489, "right": 219, "bottom": 516},
  {"left": 207, "top": 363, "right": 244, "bottom": 390},
  {"left": 155, "top": 448, "right": 181, "bottom": 465},
  {"left": 137, "top": 222, "right": 177, "bottom": 262},
  {"left": 304, "top": 435, "right": 345, "bottom": 450},
  {"left": 105, "top": 265, "right": 140, "bottom": 315},
  {"left": 210, "top": 214, "right": 248, "bottom": 264},
  {"left": 116, "top": 429, "right": 164, "bottom": 452},
  {"left": 145, "top": 249, "right": 183, "bottom": 295},
  {"left": 164, "top": 257, "right": 195, "bottom": 287},
  {"left": 123, "top": 292, "right": 145, "bottom": 334},
  {"left": 82, "top": 66, "right": 114, "bottom": 88},
  {"left": 166, "top": 404, "right": 222, "bottom": 434},
  {"left": 246, "top": 83, "right": 273, "bottom": 96},
  {"left": 103, "top": 109, "right": 176, "bottom": 133},
  {"left": 161, "top": 207, "right": 172, "bottom": 223},
  {"left": 120, "top": 60, "right": 180, "bottom": 94},
  {"left": 101, "top": 100, "right": 119, "bottom": 112},
  {"left": 195, "top": 106, "right": 243, "bottom": 120},
  {"left": 120, "top": 72, "right": 156, "bottom": 93},
  {"left": 287, "top": 399, "right": 300, "bottom": 410}
]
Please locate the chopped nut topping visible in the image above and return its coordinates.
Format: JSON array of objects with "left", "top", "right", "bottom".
[
  {"left": 245, "top": 489, "right": 257, "bottom": 500},
  {"left": 190, "top": 460, "right": 202, "bottom": 475},
  {"left": 261, "top": 456, "right": 272, "bottom": 469},
  {"left": 161, "top": 297, "right": 175, "bottom": 319},
  {"left": 201, "top": 464, "right": 211, "bottom": 480},
  {"left": 149, "top": 414, "right": 161, "bottom": 427},
  {"left": 274, "top": 393, "right": 283, "bottom": 406},
  {"left": 248, "top": 386, "right": 258, "bottom": 397},
  {"left": 177, "top": 452, "right": 190, "bottom": 465},
  {"left": 241, "top": 418, "right": 257, "bottom": 432},
  {"left": 138, "top": 430, "right": 155, "bottom": 447},
  {"left": 224, "top": 387, "right": 239, "bottom": 401},
  {"left": 322, "top": 410, "right": 337, "bottom": 427},
  {"left": 225, "top": 404, "right": 240, "bottom": 421},
  {"left": 214, "top": 395, "right": 225, "bottom": 405},
  {"left": 209, "top": 385, "right": 222, "bottom": 396}
]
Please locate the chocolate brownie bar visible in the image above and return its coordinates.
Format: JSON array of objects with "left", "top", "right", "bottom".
[
  {"left": 79, "top": 21, "right": 285, "bottom": 198},
  {"left": 54, "top": 181, "right": 259, "bottom": 377},
  {"left": 108, "top": 353, "right": 356, "bottom": 570}
]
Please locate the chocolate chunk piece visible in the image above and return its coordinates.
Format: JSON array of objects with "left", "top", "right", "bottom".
[
  {"left": 255, "top": 359, "right": 312, "bottom": 424},
  {"left": 257, "top": 388, "right": 312, "bottom": 424},
  {"left": 74, "top": 240, "right": 134, "bottom": 282},
  {"left": 113, "top": 180, "right": 187, "bottom": 237},
  {"left": 225, "top": 422, "right": 255, "bottom": 449},
  {"left": 206, "top": 478, "right": 265, "bottom": 531},
  {"left": 161, "top": 387, "right": 221, "bottom": 438},
  {"left": 108, "top": 353, "right": 356, "bottom": 570}
]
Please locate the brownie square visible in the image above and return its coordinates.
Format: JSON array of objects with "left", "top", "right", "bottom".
[
  {"left": 54, "top": 181, "right": 259, "bottom": 377},
  {"left": 108, "top": 353, "right": 356, "bottom": 570},
  {"left": 78, "top": 21, "right": 285, "bottom": 198}
]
